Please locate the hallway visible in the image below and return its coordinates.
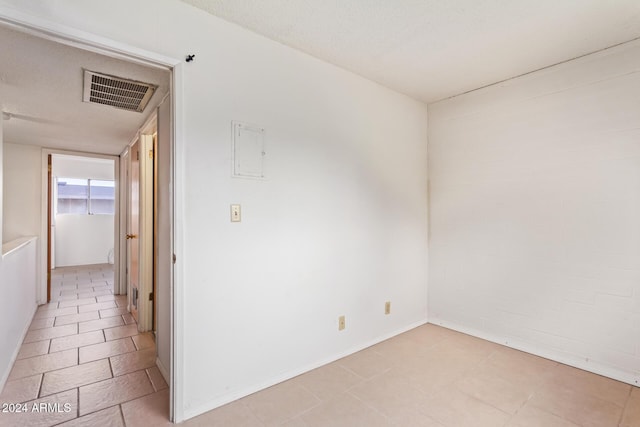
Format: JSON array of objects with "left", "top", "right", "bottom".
[{"left": 0, "top": 264, "right": 170, "bottom": 426}]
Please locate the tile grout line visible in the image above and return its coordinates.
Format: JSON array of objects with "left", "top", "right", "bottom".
[
  {"left": 119, "top": 404, "right": 127, "bottom": 426},
  {"left": 36, "top": 373, "right": 44, "bottom": 399},
  {"left": 617, "top": 386, "right": 633, "bottom": 426}
]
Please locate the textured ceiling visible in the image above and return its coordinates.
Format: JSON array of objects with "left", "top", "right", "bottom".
[
  {"left": 182, "top": 0, "right": 640, "bottom": 102},
  {"left": 0, "top": 24, "right": 170, "bottom": 155}
]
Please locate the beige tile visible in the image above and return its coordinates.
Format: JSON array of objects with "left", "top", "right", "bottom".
[
  {"left": 121, "top": 389, "right": 171, "bottom": 427},
  {"left": 33, "top": 307, "right": 77, "bottom": 320},
  {"left": 279, "top": 417, "right": 308, "bottom": 427},
  {"left": 621, "top": 387, "right": 640, "bottom": 427},
  {"left": 49, "top": 330, "right": 105, "bottom": 353},
  {"left": 104, "top": 324, "right": 139, "bottom": 341},
  {"left": 541, "top": 363, "right": 631, "bottom": 405},
  {"left": 338, "top": 348, "right": 392, "bottom": 379},
  {"left": 96, "top": 294, "right": 117, "bottom": 302},
  {"left": 292, "top": 362, "right": 363, "bottom": 401},
  {"left": 132, "top": 333, "right": 155, "bottom": 350},
  {"left": 57, "top": 406, "right": 124, "bottom": 427},
  {"left": 78, "top": 316, "right": 124, "bottom": 333},
  {"left": 300, "top": 392, "right": 388, "bottom": 427},
  {"left": 419, "top": 386, "right": 510, "bottom": 427},
  {"left": 78, "top": 290, "right": 112, "bottom": 299},
  {"left": 122, "top": 313, "right": 136, "bottom": 324},
  {"left": 455, "top": 370, "right": 534, "bottom": 414},
  {"left": 36, "top": 302, "right": 60, "bottom": 312},
  {"left": 8, "top": 349, "right": 77, "bottom": 381},
  {"left": 28, "top": 317, "right": 55, "bottom": 331},
  {"left": 182, "top": 399, "right": 263, "bottom": 427},
  {"left": 58, "top": 297, "right": 98, "bottom": 308},
  {"left": 244, "top": 381, "right": 320, "bottom": 425},
  {"left": 92, "top": 283, "right": 111, "bottom": 290},
  {"left": 99, "top": 307, "right": 128, "bottom": 318},
  {"left": 110, "top": 348, "right": 156, "bottom": 376},
  {"left": 41, "top": 359, "right": 112, "bottom": 396},
  {"left": 146, "top": 366, "right": 168, "bottom": 392},
  {"left": 79, "top": 370, "right": 154, "bottom": 416},
  {"left": 54, "top": 311, "right": 100, "bottom": 327},
  {"left": 349, "top": 369, "right": 428, "bottom": 423},
  {"left": 399, "top": 350, "right": 472, "bottom": 396},
  {"left": 24, "top": 324, "right": 77, "bottom": 344},
  {"left": 507, "top": 404, "right": 580, "bottom": 427},
  {"left": 0, "top": 389, "right": 77, "bottom": 427},
  {"left": 480, "top": 347, "right": 557, "bottom": 388},
  {"left": 371, "top": 335, "right": 431, "bottom": 361},
  {"left": 401, "top": 324, "right": 455, "bottom": 347},
  {"left": 78, "top": 301, "right": 117, "bottom": 313},
  {"left": 0, "top": 374, "right": 42, "bottom": 404},
  {"left": 16, "top": 341, "right": 50, "bottom": 360},
  {"left": 79, "top": 338, "right": 136, "bottom": 364},
  {"left": 529, "top": 382, "right": 623, "bottom": 427},
  {"left": 54, "top": 293, "right": 80, "bottom": 302}
]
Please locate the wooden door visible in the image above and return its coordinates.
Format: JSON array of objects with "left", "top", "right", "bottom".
[{"left": 128, "top": 140, "right": 140, "bottom": 322}]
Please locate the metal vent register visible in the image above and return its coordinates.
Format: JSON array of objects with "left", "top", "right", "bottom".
[{"left": 83, "top": 70, "right": 157, "bottom": 112}]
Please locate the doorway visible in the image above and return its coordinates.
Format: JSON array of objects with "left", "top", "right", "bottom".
[
  {"left": 124, "top": 130, "right": 156, "bottom": 333},
  {"left": 2, "top": 11, "right": 184, "bottom": 421},
  {"left": 46, "top": 152, "right": 119, "bottom": 302}
]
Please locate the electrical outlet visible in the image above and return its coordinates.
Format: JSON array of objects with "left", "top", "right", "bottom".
[
  {"left": 338, "top": 315, "right": 346, "bottom": 331},
  {"left": 385, "top": 301, "right": 391, "bottom": 315}
]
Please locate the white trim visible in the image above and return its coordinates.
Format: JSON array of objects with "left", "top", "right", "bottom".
[
  {"left": 0, "top": 7, "right": 177, "bottom": 69},
  {"left": 41, "top": 149, "right": 119, "bottom": 304},
  {"left": 138, "top": 134, "right": 155, "bottom": 332},
  {"left": 183, "top": 318, "right": 428, "bottom": 420},
  {"left": 427, "top": 317, "right": 640, "bottom": 387},
  {"left": 156, "top": 357, "right": 170, "bottom": 385},
  {"left": 2, "top": 236, "right": 36, "bottom": 257},
  {"left": 117, "top": 148, "right": 129, "bottom": 296},
  {"left": 171, "top": 61, "right": 185, "bottom": 423}
]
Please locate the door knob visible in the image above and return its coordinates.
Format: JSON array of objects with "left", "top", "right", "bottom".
[{"left": 126, "top": 234, "right": 138, "bottom": 239}]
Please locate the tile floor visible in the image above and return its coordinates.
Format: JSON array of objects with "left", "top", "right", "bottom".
[
  {"left": 0, "top": 264, "right": 168, "bottom": 427},
  {"left": 1, "top": 264, "right": 638, "bottom": 426}
]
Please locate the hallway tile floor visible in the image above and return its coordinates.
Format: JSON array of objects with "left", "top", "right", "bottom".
[
  {"left": 1, "top": 265, "right": 639, "bottom": 426},
  {"left": 0, "top": 264, "right": 169, "bottom": 426}
]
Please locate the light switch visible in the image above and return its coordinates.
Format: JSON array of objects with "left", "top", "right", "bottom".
[{"left": 231, "top": 204, "right": 241, "bottom": 222}]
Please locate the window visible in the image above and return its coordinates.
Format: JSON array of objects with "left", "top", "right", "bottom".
[{"left": 57, "top": 178, "right": 115, "bottom": 214}]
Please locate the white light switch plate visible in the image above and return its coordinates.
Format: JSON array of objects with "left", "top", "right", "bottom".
[{"left": 231, "top": 204, "right": 241, "bottom": 222}]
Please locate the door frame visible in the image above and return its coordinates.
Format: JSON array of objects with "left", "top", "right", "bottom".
[
  {"left": 122, "top": 131, "right": 155, "bottom": 333},
  {"left": 3, "top": 9, "right": 187, "bottom": 422},
  {"left": 41, "top": 149, "right": 120, "bottom": 303}
]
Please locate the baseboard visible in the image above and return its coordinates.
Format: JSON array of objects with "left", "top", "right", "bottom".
[
  {"left": 156, "top": 357, "right": 169, "bottom": 385},
  {"left": 0, "top": 302, "right": 38, "bottom": 392},
  {"left": 428, "top": 317, "right": 640, "bottom": 387},
  {"left": 183, "top": 317, "right": 429, "bottom": 420}
]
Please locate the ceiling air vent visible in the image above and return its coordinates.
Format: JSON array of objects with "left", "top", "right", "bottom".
[{"left": 83, "top": 70, "right": 157, "bottom": 113}]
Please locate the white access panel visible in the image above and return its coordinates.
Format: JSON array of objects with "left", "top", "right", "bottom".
[{"left": 232, "top": 121, "right": 265, "bottom": 179}]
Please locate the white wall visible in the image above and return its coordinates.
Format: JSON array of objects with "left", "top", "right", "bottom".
[
  {"left": 0, "top": 238, "right": 38, "bottom": 391},
  {"left": 53, "top": 155, "right": 114, "bottom": 180},
  {"left": 2, "top": 143, "right": 41, "bottom": 243},
  {"left": 428, "top": 40, "right": 640, "bottom": 385},
  {"left": 0, "top": 1, "right": 429, "bottom": 420},
  {"left": 54, "top": 214, "right": 114, "bottom": 266},
  {"left": 53, "top": 155, "right": 115, "bottom": 267}
]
